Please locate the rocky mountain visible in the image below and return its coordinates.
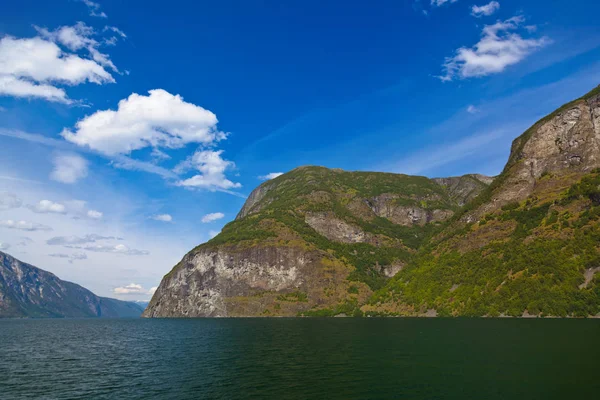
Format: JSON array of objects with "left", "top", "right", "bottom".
[
  {"left": 144, "top": 167, "right": 491, "bottom": 317},
  {"left": 145, "top": 84, "right": 600, "bottom": 318},
  {"left": 0, "top": 251, "right": 145, "bottom": 318}
]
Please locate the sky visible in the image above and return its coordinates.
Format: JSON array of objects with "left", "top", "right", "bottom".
[{"left": 0, "top": 0, "right": 599, "bottom": 301}]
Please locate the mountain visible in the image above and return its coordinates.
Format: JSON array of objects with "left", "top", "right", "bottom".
[
  {"left": 145, "top": 84, "right": 600, "bottom": 318},
  {"left": 366, "top": 84, "right": 600, "bottom": 317},
  {"left": 144, "top": 167, "right": 491, "bottom": 317},
  {"left": 0, "top": 251, "right": 145, "bottom": 318}
]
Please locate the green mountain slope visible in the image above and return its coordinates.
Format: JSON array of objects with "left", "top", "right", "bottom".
[
  {"left": 145, "top": 84, "right": 600, "bottom": 318},
  {"left": 145, "top": 167, "right": 490, "bottom": 317},
  {"left": 368, "top": 85, "right": 600, "bottom": 317}
]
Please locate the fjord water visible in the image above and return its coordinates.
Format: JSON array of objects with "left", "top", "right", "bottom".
[{"left": 1, "top": 319, "right": 598, "bottom": 399}]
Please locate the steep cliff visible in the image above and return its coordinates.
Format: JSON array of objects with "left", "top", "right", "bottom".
[
  {"left": 146, "top": 85, "right": 600, "bottom": 318},
  {"left": 0, "top": 251, "right": 145, "bottom": 318},
  {"left": 145, "top": 168, "right": 490, "bottom": 317},
  {"left": 368, "top": 85, "right": 600, "bottom": 317}
]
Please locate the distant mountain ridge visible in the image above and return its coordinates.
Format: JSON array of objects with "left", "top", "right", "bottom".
[{"left": 0, "top": 251, "right": 144, "bottom": 318}]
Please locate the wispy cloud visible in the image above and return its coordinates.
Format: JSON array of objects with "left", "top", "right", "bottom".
[
  {"left": 387, "top": 129, "right": 508, "bottom": 175},
  {"left": 0, "top": 220, "right": 52, "bottom": 232},
  {"left": 151, "top": 214, "right": 172, "bottom": 222},
  {"left": 77, "top": 0, "right": 107, "bottom": 18},
  {"left": 471, "top": 1, "right": 500, "bottom": 17},
  {"left": 201, "top": 212, "right": 224, "bottom": 223},
  {"left": 258, "top": 172, "right": 284, "bottom": 180}
]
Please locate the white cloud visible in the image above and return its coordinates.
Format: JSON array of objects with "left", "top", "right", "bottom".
[
  {"left": 47, "top": 234, "right": 117, "bottom": 246},
  {"left": 0, "top": 35, "right": 114, "bottom": 103},
  {"left": 49, "top": 251, "right": 87, "bottom": 263},
  {"left": 50, "top": 154, "right": 88, "bottom": 184},
  {"left": 201, "top": 212, "right": 224, "bottom": 223},
  {"left": 0, "top": 75, "right": 70, "bottom": 103},
  {"left": 440, "top": 16, "right": 550, "bottom": 81},
  {"left": 87, "top": 210, "right": 103, "bottom": 219},
  {"left": 78, "top": 0, "right": 107, "bottom": 18},
  {"left": 150, "top": 148, "right": 171, "bottom": 162},
  {"left": 258, "top": 172, "right": 284, "bottom": 180},
  {"left": 151, "top": 214, "right": 172, "bottom": 222},
  {"left": 0, "top": 192, "right": 23, "bottom": 210},
  {"left": 0, "top": 242, "right": 9, "bottom": 250},
  {"left": 431, "top": 0, "right": 458, "bottom": 6},
  {"left": 209, "top": 230, "right": 220, "bottom": 239},
  {"left": 77, "top": 243, "right": 149, "bottom": 256},
  {"left": 113, "top": 283, "right": 156, "bottom": 295},
  {"left": 113, "top": 283, "right": 143, "bottom": 294},
  {"left": 471, "top": 1, "right": 500, "bottom": 17},
  {"left": 35, "top": 22, "right": 119, "bottom": 73},
  {"left": 0, "top": 219, "right": 52, "bottom": 231},
  {"left": 103, "top": 26, "right": 127, "bottom": 38},
  {"left": 175, "top": 150, "right": 241, "bottom": 192},
  {"left": 28, "top": 200, "right": 67, "bottom": 214},
  {"left": 62, "top": 89, "right": 226, "bottom": 156},
  {"left": 467, "top": 105, "right": 479, "bottom": 113}
]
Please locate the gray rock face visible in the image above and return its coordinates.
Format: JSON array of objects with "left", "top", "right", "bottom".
[
  {"left": 236, "top": 181, "right": 277, "bottom": 219},
  {"left": 467, "top": 91, "right": 600, "bottom": 220},
  {"left": 365, "top": 193, "right": 455, "bottom": 226},
  {"left": 143, "top": 245, "right": 336, "bottom": 317},
  {"left": 433, "top": 175, "right": 493, "bottom": 206},
  {"left": 305, "top": 212, "right": 368, "bottom": 243},
  {"left": 0, "top": 251, "right": 144, "bottom": 318}
]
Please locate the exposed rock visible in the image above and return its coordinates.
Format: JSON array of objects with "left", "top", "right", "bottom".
[
  {"left": 467, "top": 90, "right": 600, "bottom": 220},
  {"left": 579, "top": 267, "right": 600, "bottom": 289},
  {"left": 305, "top": 212, "right": 368, "bottom": 243},
  {"left": 236, "top": 181, "right": 277, "bottom": 219},
  {"left": 143, "top": 244, "right": 353, "bottom": 317},
  {"left": 434, "top": 174, "right": 493, "bottom": 206}
]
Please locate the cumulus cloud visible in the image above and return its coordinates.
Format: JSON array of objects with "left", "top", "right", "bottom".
[
  {"left": 28, "top": 200, "right": 67, "bottom": 214},
  {"left": 431, "top": 0, "right": 458, "bottom": 6},
  {"left": 151, "top": 214, "right": 172, "bottom": 222},
  {"left": 49, "top": 251, "right": 87, "bottom": 263},
  {"left": 0, "top": 220, "right": 52, "bottom": 231},
  {"left": 175, "top": 150, "right": 241, "bottom": 192},
  {"left": 78, "top": 0, "right": 107, "bottom": 18},
  {"left": 0, "top": 192, "right": 22, "bottom": 210},
  {"left": 201, "top": 212, "right": 224, "bottom": 223},
  {"left": 258, "top": 172, "right": 284, "bottom": 181},
  {"left": 50, "top": 154, "right": 88, "bottom": 184},
  {"left": 0, "top": 35, "right": 114, "bottom": 103},
  {"left": 471, "top": 1, "right": 500, "bottom": 17},
  {"left": 62, "top": 89, "right": 226, "bottom": 156},
  {"left": 0, "top": 242, "right": 9, "bottom": 250},
  {"left": 439, "top": 16, "right": 550, "bottom": 81},
  {"left": 467, "top": 105, "right": 479, "bottom": 114},
  {"left": 113, "top": 283, "right": 156, "bottom": 295},
  {"left": 36, "top": 22, "right": 119, "bottom": 73}
]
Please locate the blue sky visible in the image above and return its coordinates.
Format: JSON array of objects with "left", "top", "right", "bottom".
[{"left": 0, "top": 0, "right": 599, "bottom": 300}]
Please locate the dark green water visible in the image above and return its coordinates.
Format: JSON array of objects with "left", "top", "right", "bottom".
[{"left": 1, "top": 318, "right": 599, "bottom": 399}]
